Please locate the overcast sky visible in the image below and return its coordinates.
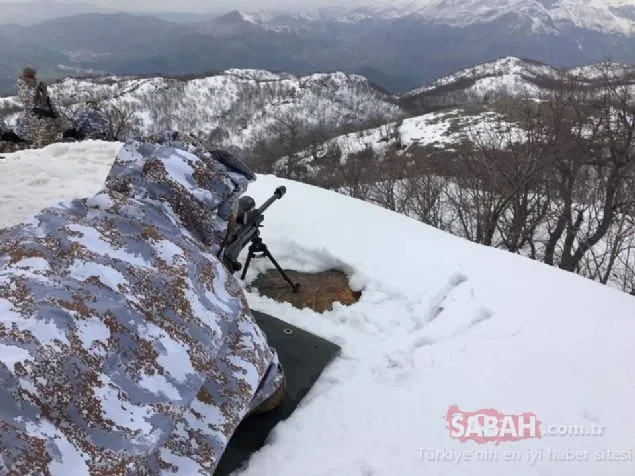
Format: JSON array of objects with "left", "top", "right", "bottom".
[
  {"left": 0, "top": 0, "right": 376, "bottom": 13},
  {"left": 103, "top": 0, "right": 359, "bottom": 11}
]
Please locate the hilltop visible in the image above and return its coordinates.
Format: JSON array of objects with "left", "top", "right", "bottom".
[{"left": 0, "top": 140, "right": 633, "bottom": 475}]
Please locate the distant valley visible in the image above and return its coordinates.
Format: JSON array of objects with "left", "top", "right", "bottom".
[{"left": 4, "top": 1, "right": 635, "bottom": 95}]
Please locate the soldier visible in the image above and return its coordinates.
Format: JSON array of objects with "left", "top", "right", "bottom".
[
  {"left": 16, "top": 67, "right": 69, "bottom": 147},
  {"left": 73, "top": 100, "right": 111, "bottom": 140},
  {"left": 13, "top": 114, "right": 28, "bottom": 141},
  {"left": 0, "top": 131, "right": 285, "bottom": 474}
]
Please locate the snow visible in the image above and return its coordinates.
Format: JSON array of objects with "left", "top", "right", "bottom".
[
  {"left": 323, "top": 111, "right": 460, "bottom": 159},
  {"left": 1, "top": 142, "right": 634, "bottom": 475},
  {"left": 0, "top": 70, "right": 401, "bottom": 153},
  {"left": 247, "top": 1, "right": 635, "bottom": 36},
  {"left": 403, "top": 56, "right": 557, "bottom": 98},
  {"left": 0, "top": 140, "right": 121, "bottom": 227},
  {"left": 285, "top": 107, "right": 522, "bottom": 169},
  {"left": 401, "top": 55, "right": 635, "bottom": 105}
]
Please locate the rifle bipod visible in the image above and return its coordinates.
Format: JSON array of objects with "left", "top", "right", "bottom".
[{"left": 240, "top": 234, "right": 300, "bottom": 293}]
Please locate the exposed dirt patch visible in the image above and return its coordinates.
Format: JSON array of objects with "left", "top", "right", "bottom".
[{"left": 249, "top": 269, "right": 361, "bottom": 313}]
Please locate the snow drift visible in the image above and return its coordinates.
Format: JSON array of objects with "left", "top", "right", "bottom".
[{"left": 0, "top": 141, "right": 634, "bottom": 475}]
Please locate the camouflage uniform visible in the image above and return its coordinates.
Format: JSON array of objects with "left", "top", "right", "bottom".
[
  {"left": 17, "top": 77, "right": 68, "bottom": 148},
  {"left": 14, "top": 115, "right": 28, "bottom": 141},
  {"left": 74, "top": 103, "right": 110, "bottom": 140},
  {"left": 0, "top": 132, "right": 284, "bottom": 475}
]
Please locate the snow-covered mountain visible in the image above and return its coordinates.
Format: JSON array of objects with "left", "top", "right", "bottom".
[
  {"left": 0, "top": 140, "right": 633, "bottom": 475},
  {"left": 282, "top": 106, "right": 515, "bottom": 169},
  {"left": 2, "top": 57, "right": 629, "bottom": 159},
  {"left": 5, "top": 1, "right": 635, "bottom": 95},
  {"left": 401, "top": 56, "right": 635, "bottom": 112},
  {"left": 194, "top": 2, "right": 635, "bottom": 91},
  {"left": 238, "top": 0, "right": 635, "bottom": 36},
  {"left": 404, "top": 57, "right": 558, "bottom": 98},
  {"left": 0, "top": 69, "right": 403, "bottom": 153}
]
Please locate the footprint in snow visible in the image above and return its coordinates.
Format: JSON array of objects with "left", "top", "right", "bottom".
[
  {"left": 470, "top": 308, "right": 493, "bottom": 328},
  {"left": 420, "top": 272, "right": 469, "bottom": 327},
  {"left": 407, "top": 272, "right": 494, "bottom": 353},
  {"left": 409, "top": 305, "right": 494, "bottom": 355},
  {"left": 374, "top": 273, "right": 494, "bottom": 381},
  {"left": 371, "top": 350, "right": 416, "bottom": 383}
]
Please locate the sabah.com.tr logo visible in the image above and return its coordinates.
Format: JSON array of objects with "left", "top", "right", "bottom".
[{"left": 445, "top": 405, "right": 606, "bottom": 445}]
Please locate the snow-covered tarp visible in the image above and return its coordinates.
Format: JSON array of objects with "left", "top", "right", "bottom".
[{"left": 0, "top": 138, "right": 283, "bottom": 474}]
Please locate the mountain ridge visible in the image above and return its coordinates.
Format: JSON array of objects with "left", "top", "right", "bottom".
[
  {"left": 0, "top": 68, "right": 402, "bottom": 154},
  {"left": 4, "top": 3, "right": 635, "bottom": 94},
  {"left": 2, "top": 55, "right": 630, "bottom": 129},
  {"left": 232, "top": 0, "right": 635, "bottom": 35}
]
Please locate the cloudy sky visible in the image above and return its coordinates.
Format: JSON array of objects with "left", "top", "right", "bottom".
[
  {"left": 1, "top": 0, "right": 377, "bottom": 13},
  {"left": 102, "top": 0, "right": 356, "bottom": 10}
]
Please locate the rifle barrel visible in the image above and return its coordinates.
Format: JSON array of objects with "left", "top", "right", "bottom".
[{"left": 257, "top": 186, "right": 286, "bottom": 214}]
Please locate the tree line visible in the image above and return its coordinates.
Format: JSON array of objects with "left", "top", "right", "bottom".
[{"left": 247, "top": 65, "right": 635, "bottom": 295}]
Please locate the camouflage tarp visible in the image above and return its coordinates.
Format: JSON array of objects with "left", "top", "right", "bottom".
[{"left": 0, "top": 133, "right": 284, "bottom": 474}]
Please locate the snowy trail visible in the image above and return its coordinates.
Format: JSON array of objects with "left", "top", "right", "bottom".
[{"left": 1, "top": 142, "right": 634, "bottom": 475}]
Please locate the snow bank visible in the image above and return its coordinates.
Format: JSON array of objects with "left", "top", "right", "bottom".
[
  {"left": 0, "top": 141, "right": 122, "bottom": 228},
  {"left": 1, "top": 142, "right": 634, "bottom": 475},
  {"left": 240, "top": 175, "right": 635, "bottom": 476}
]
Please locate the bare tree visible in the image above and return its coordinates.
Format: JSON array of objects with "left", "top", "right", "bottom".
[
  {"left": 537, "top": 71, "right": 635, "bottom": 272},
  {"left": 104, "top": 102, "right": 142, "bottom": 140},
  {"left": 335, "top": 146, "right": 375, "bottom": 201},
  {"left": 402, "top": 152, "right": 448, "bottom": 228}
]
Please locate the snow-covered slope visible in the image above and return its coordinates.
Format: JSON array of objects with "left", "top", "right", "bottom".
[
  {"left": 401, "top": 56, "right": 635, "bottom": 111},
  {"left": 365, "top": 0, "right": 635, "bottom": 35},
  {"left": 286, "top": 106, "right": 520, "bottom": 168},
  {"left": 1, "top": 141, "right": 634, "bottom": 475},
  {"left": 240, "top": 0, "right": 635, "bottom": 36},
  {"left": 0, "top": 69, "right": 402, "bottom": 152},
  {"left": 403, "top": 57, "right": 557, "bottom": 99}
]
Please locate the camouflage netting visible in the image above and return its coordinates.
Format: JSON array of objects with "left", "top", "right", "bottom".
[{"left": 0, "top": 132, "right": 284, "bottom": 474}]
